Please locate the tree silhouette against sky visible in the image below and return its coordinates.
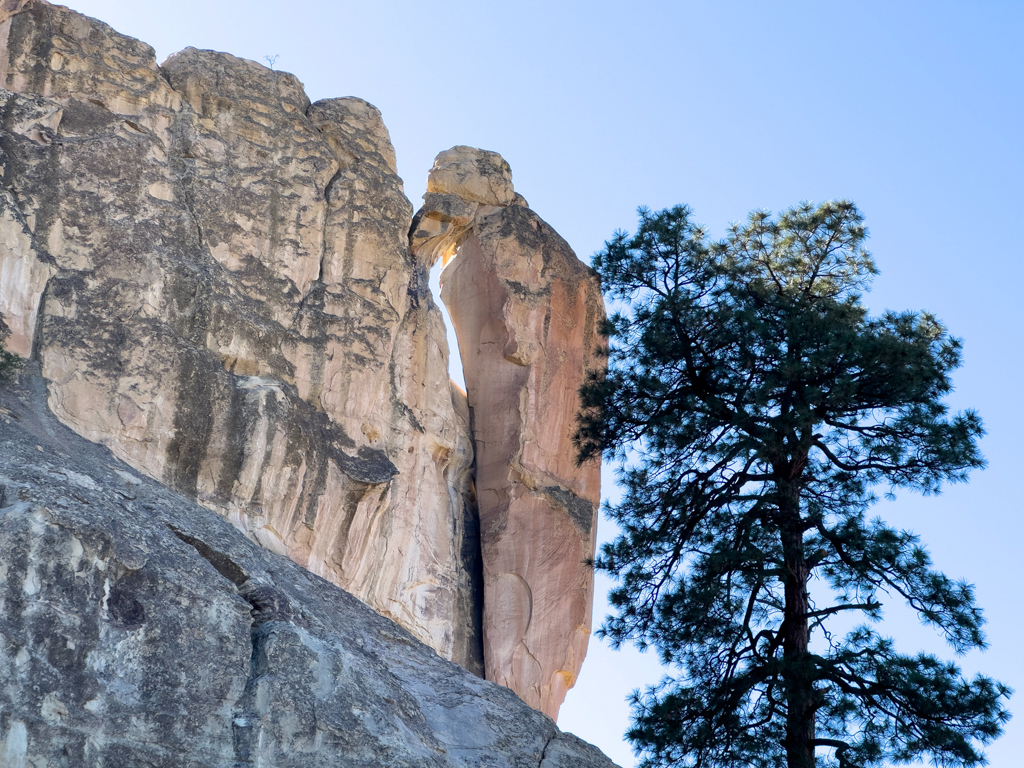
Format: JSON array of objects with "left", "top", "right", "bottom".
[{"left": 577, "top": 201, "right": 1011, "bottom": 768}]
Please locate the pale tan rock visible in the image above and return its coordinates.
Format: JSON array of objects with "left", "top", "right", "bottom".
[
  {"left": 427, "top": 146, "right": 515, "bottom": 207},
  {"left": 162, "top": 47, "right": 329, "bottom": 302},
  {"left": 0, "top": 0, "right": 181, "bottom": 140},
  {"left": 415, "top": 149, "right": 605, "bottom": 719},
  {"left": 0, "top": 0, "right": 481, "bottom": 670},
  {"left": 409, "top": 192, "right": 480, "bottom": 265},
  {"left": 0, "top": 184, "right": 56, "bottom": 356}
]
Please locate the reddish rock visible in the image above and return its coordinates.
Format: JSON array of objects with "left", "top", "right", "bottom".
[{"left": 413, "top": 147, "right": 605, "bottom": 719}]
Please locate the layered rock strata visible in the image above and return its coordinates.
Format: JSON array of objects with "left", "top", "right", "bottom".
[
  {"left": 0, "top": 0, "right": 481, "bottom": 671},
  {"left": 0, "top": 367, "right": 619, "bottom": 767},
  {"left": 412, "top": 147, "right": 605, "bottom": 719}
]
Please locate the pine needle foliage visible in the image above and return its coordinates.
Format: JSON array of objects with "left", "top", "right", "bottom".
[
  {"left": 576, "top": 202, "right": 1010, "bottom": 768},
  {"left": 0, "top": 313, "right": 21, "bottom": 385}
]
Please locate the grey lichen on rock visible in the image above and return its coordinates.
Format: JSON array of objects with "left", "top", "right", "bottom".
[{"left": 0, "top": 365, "right": 620, "bottom": 766}]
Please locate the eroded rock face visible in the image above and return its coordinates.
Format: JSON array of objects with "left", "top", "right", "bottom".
[
  {"left": 0, "top": 0, "right": 480, "bottom": 671},
  {"left": 412, "top": 147, "right": 605, "bottom": 719},
  {"left": 0, "top": 369, "right": 620, "bottom": 767}
]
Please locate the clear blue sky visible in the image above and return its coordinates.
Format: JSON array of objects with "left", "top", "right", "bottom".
[{"left": 58, "top": 2, "right": 1024, "bottom": 765}]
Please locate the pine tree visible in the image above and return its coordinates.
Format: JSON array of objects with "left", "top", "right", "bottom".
[
  {"left": 0, "top": 313, "right": 22, "bottom": 385},
  {"left": 576, "top": 202, "right": 1011, "bottom": 768}
]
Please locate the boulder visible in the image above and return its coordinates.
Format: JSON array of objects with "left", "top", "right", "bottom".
[{"left": 427, "top": 146, "right": 516, "bottom": 207}]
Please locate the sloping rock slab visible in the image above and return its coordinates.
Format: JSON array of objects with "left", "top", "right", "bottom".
[{"left": 0, "top": 366, "right": 619, "bottom": 768}]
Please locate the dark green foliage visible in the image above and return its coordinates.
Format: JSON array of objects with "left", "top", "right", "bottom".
[
  {"left": 0, "top": 313, "right": 21, "bottom": 385},
  {"left": 577, "top": 202, "right": 1010, "bottom": 768}
]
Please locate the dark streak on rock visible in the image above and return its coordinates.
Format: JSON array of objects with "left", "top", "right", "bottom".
[
  {"left": 168, "top": 524, "right": 249, "bottom": 587},
  {"left": 540, "top": 485, "right": 594, "bottom": 537}
]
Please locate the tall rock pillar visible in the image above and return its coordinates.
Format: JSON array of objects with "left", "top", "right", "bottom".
[{"left": 412, "top": 147, "right": 605, "bottom": 719}]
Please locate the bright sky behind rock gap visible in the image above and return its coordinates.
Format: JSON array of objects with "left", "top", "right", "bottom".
[{"left": 55, "top": 2, "right": 1024, "bottom": 765}]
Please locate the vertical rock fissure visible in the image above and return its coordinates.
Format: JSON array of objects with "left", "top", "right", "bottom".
[
  {"left": 166, "top": 524, "right": 289, "bottom": 767},
  {"left": 301, "top": 97, "right": 342, "bottom": 297},
  {"left": 310, "top": 164, "right": 343, "bottom": 291},
  {"left": 28, "top": 271, "right": 53, "bottom": 363},
  {"left": 537, "top": 731, "right": 556, "bottom": 768}
]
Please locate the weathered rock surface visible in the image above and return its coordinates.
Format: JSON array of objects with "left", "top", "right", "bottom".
[
  {"left": 412, "top": 147, "right": 605, "bottom": 719},
  {"left": 1, "top": 1, "right": 606, "bottom": 723},
  {"left": 0, "top": 366, "right": 619, "bottom": 767},
  {"left": 0, "top": 0, "right": 481, "bottom": 671}
]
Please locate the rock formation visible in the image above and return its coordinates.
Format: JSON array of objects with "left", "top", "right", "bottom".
[
  {"left": 0, "top": 366, "right": 619, "bottom": 767},
  {"left": 0, "top": 0, "right": 603, "bottom": 723},
  {"left": 0, "top": 0, "right": 481, "bottom": 673},
  {"left": 412, "top": 147, "right": 605, "bottom": 719}
]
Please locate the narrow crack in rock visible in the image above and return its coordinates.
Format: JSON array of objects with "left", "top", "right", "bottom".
[
  {"left": 312, "top": 163, "right": 344, "bottom": 291},
  {"left": 168, "top": 525, "right": 297, "bottom": 766},
  {"left": 168, "top": 524, "right": 249, "bottom": 586},
  {"left": 538, "top": 732, "right": 556, "bottom": 768}
]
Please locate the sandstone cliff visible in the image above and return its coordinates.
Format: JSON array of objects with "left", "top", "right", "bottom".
[
  {"left": 0, "top": 366, "right": 619, "bottom": 767},
  {"left": 0, "top": 0, "right": 604, "bottom": 722},
  {"left": 0, "top": 0, "right": 481, "bottom": 673}
]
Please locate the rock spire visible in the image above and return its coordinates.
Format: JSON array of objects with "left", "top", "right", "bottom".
[{"left": 412, "top": 146, "right": 605, "bottom": 719}]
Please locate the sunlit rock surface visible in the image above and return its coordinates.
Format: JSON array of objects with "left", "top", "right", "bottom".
[
  {"left": 413, "top": 146, "right": 605, "bottom": 719},
  {"left": 0, "top": 0, "right": 480, "bottom": 670}
]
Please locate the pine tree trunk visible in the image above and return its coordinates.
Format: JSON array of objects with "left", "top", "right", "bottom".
[{"left": 781, "top": 487, "right": 815, "bottom": 768}]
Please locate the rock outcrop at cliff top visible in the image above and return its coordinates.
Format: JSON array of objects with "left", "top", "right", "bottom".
[
  {"left": 0, "top": 368, "right": 619, "bottom": 767},
  {"left": 0, "top": 0, "right": 482, "bottom": 674},
  {"left": 412, "top": 147, "right": 605, "bottom": 719}
]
